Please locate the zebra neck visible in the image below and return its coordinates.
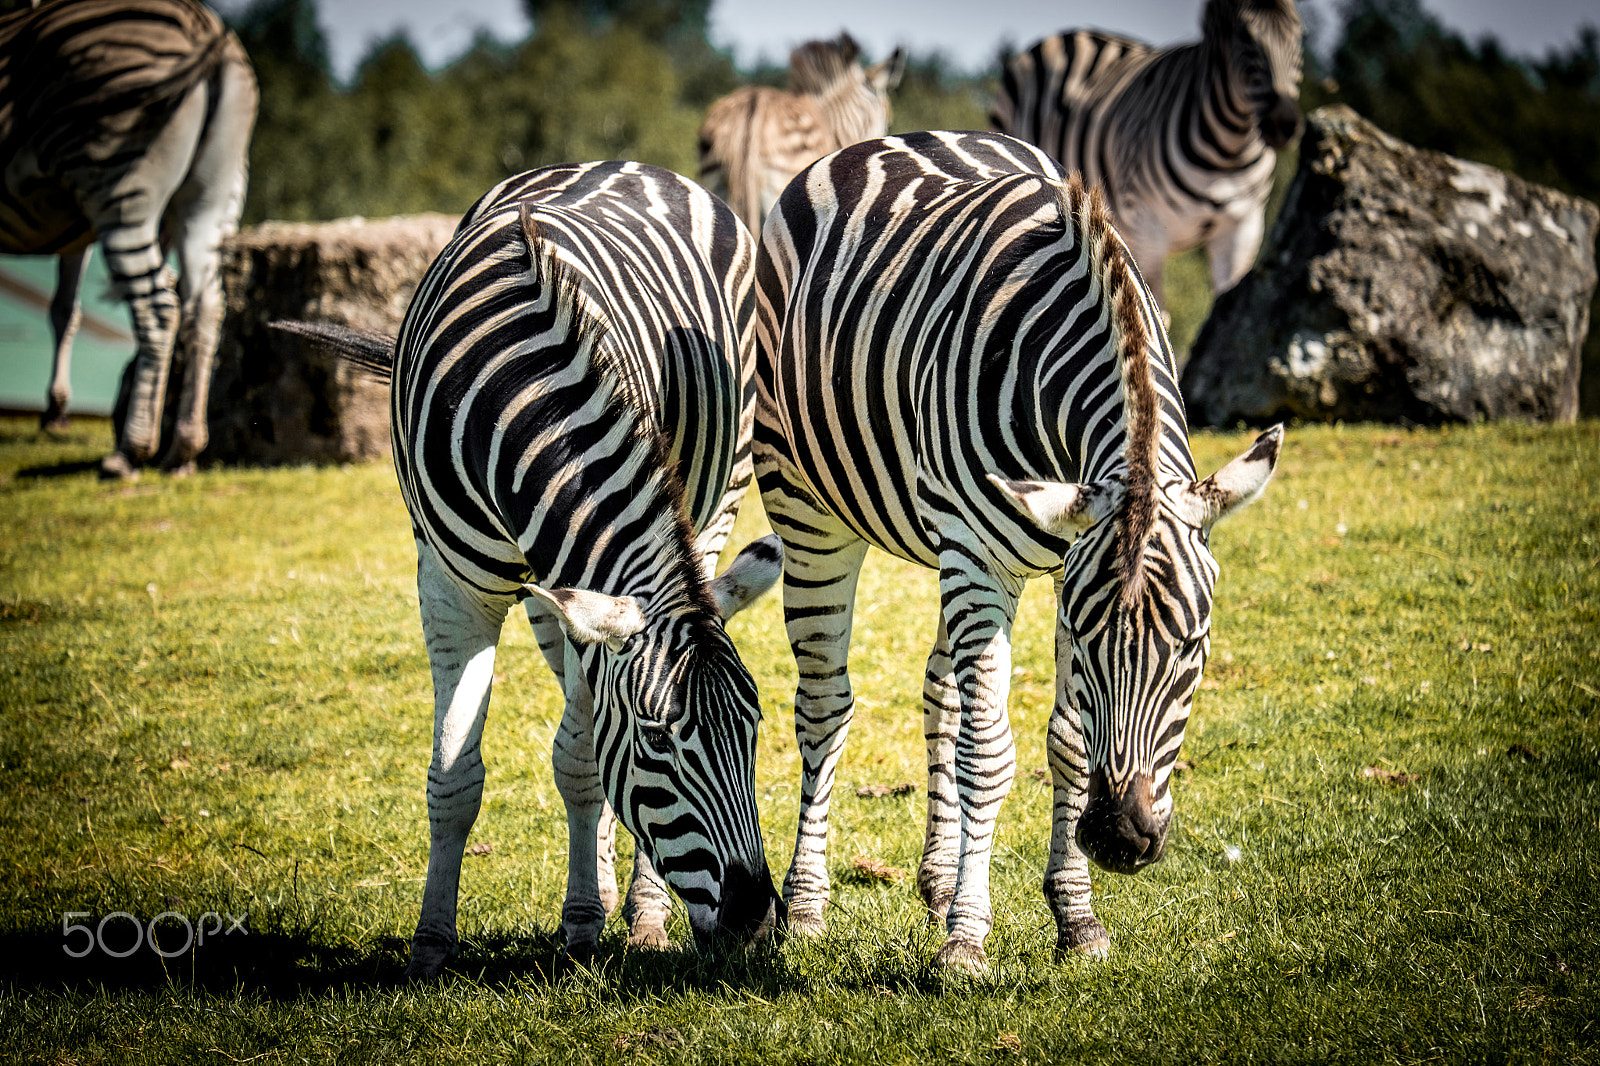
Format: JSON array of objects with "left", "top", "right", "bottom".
[
  {"left": 1192, "top": 40, "right": 1265, "bottom": 163},
  {"left": 812, "top": 82, "right": 877, "bottom": 147}
]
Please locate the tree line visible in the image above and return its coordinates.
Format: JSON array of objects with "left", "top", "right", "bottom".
[{"left": 219, "top": 0, "right": 1600, "bottom": 414}]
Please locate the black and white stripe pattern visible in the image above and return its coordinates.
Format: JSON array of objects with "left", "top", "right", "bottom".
[
  {"left": 753, "top": 130, "right": 1281, "bottom": 971},
  {"left": 0, "top": 0, "right": 256, "bottom": 476},
  {"left": 697, "top": 33, "right": 904, "bottom": 237},
  {"left": 991, "top": 0, "right": 1303, "bottom": 308},
  {"left": 292, "top": 161, "right": 785, "bottom": 978}
]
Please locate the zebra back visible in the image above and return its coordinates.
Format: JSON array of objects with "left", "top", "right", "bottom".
[
  {"left": 756, "top": 130, "right": 1193, "bottom": 577},
  {"left": 0, "top": 0, "right": 232, "bottom": 173},
  {"left": 395, "top": 161, "right": 755, "bottom": 601}
]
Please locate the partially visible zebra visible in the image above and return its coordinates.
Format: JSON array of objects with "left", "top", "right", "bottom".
[
  {"left": 991, "top": 0, "right": 1302, "bottom": 308},
  {"left": 697, "top": 33, "right": 904, "bottom": 237},
  {"left": 0, "top": 0, "right": 256, "bottom": 476},
  {"left": 753, "top": 130, "right": 1281, "bottom": 971},
  {"left": 282, "top": 161, "right": 785, "bottom": 979}
]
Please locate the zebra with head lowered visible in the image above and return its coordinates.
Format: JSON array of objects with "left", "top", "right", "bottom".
[
  {"left": 0, "top": 0, "right": 256, "bottom": 476},
  {"left": 991, "top": 0, "right": 1303, "bottom": 309},
  {"left": 697, "top": 32, "right": 905, "bottom": 238},
  {"left": 754, "top": 130, "right": 1281, "bottom": 971},
  {"left": 283, "top": 161, "right": 785, "bottom": 979}
]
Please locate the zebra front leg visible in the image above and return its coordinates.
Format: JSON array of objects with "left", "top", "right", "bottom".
[
  {"left": 621, "top": 849, "right": 675, "bottom": 950},
  {"left": 1205, "top": 208, "right": 1265, "bottom": 296},
  {"left": 777, "top": 531, "right": 870, "bottom": 937},
  {"left": 550, "top": 641, "right": 620, "bottom": 958},
  {"left": 931, "top": 558, "right": 1023, "bottom": 974},
  {"left": 409, "top": 543, "right": 506, "bottom": 980},
  {"left": 44, "top": 250, "right": 90, "bottom": 432},
  {"left": 529, "top": 599, "right": 664, "bottom": 952},
  {"left": 1043, "top": 577, "right": 1109, "bottom": 957},
  {"left": 918, "top": 615, "right": 961, "bottom": 926}
]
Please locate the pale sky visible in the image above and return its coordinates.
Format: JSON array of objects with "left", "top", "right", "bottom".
[{"left": 213, "top": 0, "right": 1598, "bottom": 81}]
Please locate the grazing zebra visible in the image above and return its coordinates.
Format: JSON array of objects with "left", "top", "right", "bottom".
[
  {"left": 282, "top": 161, "right": 785, "bottom": 979},
  {"left": 991, "top": 0, "right": 1303, "bottom": 308},
  {"left": 753, "top": 130, "right": 1281, "bottom": 970},
  {"left": 0, "top": 0, "right": 257, "bottom": 476},
  {"left": 697, "top": 33, "right": 905, "bottom": 237}
]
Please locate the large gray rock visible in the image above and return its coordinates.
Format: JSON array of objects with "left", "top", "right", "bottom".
[
  {"left": 202, "top": 213, "right": 458, "bottom": 465},
  {"left": 1181, "top": 106, "right": 1599, "bottom": 426}
]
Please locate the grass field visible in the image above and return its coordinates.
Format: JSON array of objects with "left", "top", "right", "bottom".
[{"left": 1, "top": 415, "right": 1596, "bottom": 1064}]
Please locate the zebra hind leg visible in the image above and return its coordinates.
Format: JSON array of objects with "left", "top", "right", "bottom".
[
  {"left": 775, "top": 524, "right": 870, "bottom": 938},
  {"left": 918, "top": 614, "right": 961, "bottom": 926},
  {"left": 44, "top": 250, "right": 91, "bottom": 432},
  {"left": 409, "top": 543, "right": 506, "bottom": 980}
]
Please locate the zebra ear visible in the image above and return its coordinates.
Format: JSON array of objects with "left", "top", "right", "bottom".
[
  {"left": 710, "top": 534, "right": 783, "bottom": 620},
  {"left": 987, "top": 474, "right": 1118, "bottom": 537},
  {"left": 525, "top": 586, "right": 646, "bottom": 653},
  {"left": 1175, "top": 424, "right": 1284, "bottom": 529},
  {"left": 870, "top": 46, "right": 907, "bottom": 93}
]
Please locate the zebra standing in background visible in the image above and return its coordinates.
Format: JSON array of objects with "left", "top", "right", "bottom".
[
  {"left": 991, "top": 0, "right": 1302, "bottom": 308},
  {"left": 0, "top": 0, "right": 256, "bottom": 477},
  {"left": 282, "top": 161, "right": 785, "bottom": 980},
  {"left": 698, "top": 33, "right": 905, "bottom": 237},
  {"left": 754, "top": 130, "right": 1281, "bottom": 971}
]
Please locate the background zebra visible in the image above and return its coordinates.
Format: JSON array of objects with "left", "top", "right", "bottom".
[
  {"left": 0, "top": 0, "right": 257, "bottom": 477},
  {"left": 697, "top": 33, "right": 905, "bottom": 238},
  {"left": 753, "top": 130, "right": 1281, "bottom": 971},
  {"left": 991, "top": 0, "right": 1303, "bottom": 309},
  {"left": 282, "top": 161, "right": 785, "bottom": 979}
]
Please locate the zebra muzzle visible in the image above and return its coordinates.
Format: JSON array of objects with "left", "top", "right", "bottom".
[{"left": 1076, "top": 769, "right": 1169, "bottom": 875}]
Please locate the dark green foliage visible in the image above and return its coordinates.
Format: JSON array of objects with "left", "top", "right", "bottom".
[{"left": 220, "top": 0, "right": 1598, "bottom": 409}]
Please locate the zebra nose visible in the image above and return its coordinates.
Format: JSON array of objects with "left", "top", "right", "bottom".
[
  {"left": 712, "top": 859, "right": 785, "bottom": 947},
  {"left": 1260, "top": 95, "right": 1304, "bottom": 149},
  {"left": 1076, "top": 769, "right": 1168, "bottom": 874}
]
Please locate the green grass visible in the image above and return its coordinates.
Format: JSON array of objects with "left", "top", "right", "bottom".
[{"left": 1, "top": 415, "right": 1597, "bottom": 1064}]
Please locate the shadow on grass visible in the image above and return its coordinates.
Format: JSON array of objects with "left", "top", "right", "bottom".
[
  {"left": 14, "top": 458, "right": 105, "bottom": 479},
  {"left": 0, "top": 909, "right": 983, "bottom": 1001},
  {"left": 0, "top": 918, "right": 823, "bottom": 1000}
]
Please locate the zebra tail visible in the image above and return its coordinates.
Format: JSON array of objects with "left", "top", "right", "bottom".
[{"left": 268, "top": 319, "right": 396, "bottom": 383}]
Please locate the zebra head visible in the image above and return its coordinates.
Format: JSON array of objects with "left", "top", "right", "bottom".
[
  {"left": 790, "top": 33, "right": 907, "bottom": 145},
  {"left": 992, "top": 426, "right": 1282, "bottom": 874},
  {"left": 529, "top": 535, "right": 787, "bottom": 949},
  {"left": 1209, "top": 0, "right": 1305, "bottom": 149}
]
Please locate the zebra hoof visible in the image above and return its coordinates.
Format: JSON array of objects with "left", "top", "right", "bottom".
[
  {"left": 405, "top": 934, "right": 456, "bottom": 980},
  {"left": 932, "top": 937, "right": 990, "bottom": 975},
  {"left": 41, "top": 413, "right": 70, "bottom": 433},
  {"left": 783, "top": 906, "right": 827, "bottom": 938},
  {"left": 162, "top": 458, "right": 198, "bottom": 478},
  {"left": 626, "top": 926, "right": 675, "bottom": 951},
  {"left": 98, "top": 452, "right": 139, "bottom": 481},
  {"left": 1055, "top": 918, "right": 1111, "bottom": 960}
]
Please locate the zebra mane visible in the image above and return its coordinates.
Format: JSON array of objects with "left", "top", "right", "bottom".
[
  {"left": 516, "top": 206, "right": 720, "bottom": 622},
  {"left": 1204, "top": 0, "right": 1301, "bottom": 39},
  {"left": 788, "top": 34, "right": 863, "bottom": 96},
  {"left": 1063, "top": 173, "right": 1161, "bottom": 610}
]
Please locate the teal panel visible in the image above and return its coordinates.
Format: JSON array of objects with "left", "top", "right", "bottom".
[{"left": 0, "top": 253, "right": 134, "bottom": 416}]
